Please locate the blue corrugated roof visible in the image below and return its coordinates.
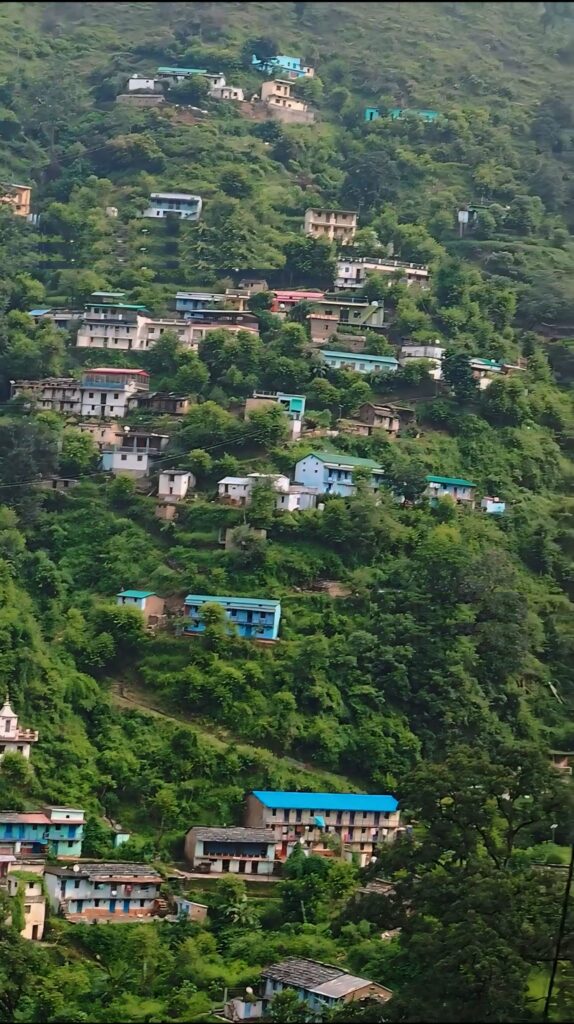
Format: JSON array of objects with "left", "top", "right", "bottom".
[
  {"left": 185, "top": 595, "right": 280, "bottom": 610},
  {"left": 252, "top": 791, "right": 398, "bottom": 812},
  {"left": 28, "top": 308, "right": 51, "bottom": 316},
  {"left": 118, "top": 590, "right": 156, "bottom": 599}
]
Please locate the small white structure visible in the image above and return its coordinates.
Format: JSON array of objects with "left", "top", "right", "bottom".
[
  {"left": 481, "top": 496, "right": 506, "bottom": 515},
  {"left": 400, "top": 343, "right": 444, "bottom": 380},
  {"left": 211, "top": 85, "right": 244, "bottom": 101},
  {"left": 0, "top": 697, "right": 38, "bottom": 761},
  {"left": 204, "top": 73, "right": 227, "bottom": 92},
  {"left": 128, "top": 76, "right": 160, "bottom": 92},
  {"left": 158, "top": 470, "right": 195, "bottom": 500},
  {"left": 218, "top": 474, "right": 318, "bottom": 512}
]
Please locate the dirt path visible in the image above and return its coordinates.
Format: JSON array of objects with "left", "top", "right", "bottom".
[{"left": 110, "top": 683, "right": 355, "bottom": 788}]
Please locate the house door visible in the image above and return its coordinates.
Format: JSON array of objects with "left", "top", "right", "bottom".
[
  {"left": 109, "top": 899, "right": 116, "bottom": 913},
  {"left": 32, "top": 925, "right": 39, "bottom": 940},
  {"left": 238, "top": 860, "right": 246, "bottom": 874}
]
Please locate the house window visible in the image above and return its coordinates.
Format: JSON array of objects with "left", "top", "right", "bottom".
[
  {"left": 137, "top": 456, "right": 143, "bottom": 462},
  {"left": 74, "top": 880, "right": 80, "bottom": 888},
  {"left": 95, "top": 899, "right": 100, "bottom": 907},
  {"left": 121, "top": 454, "right": 127, "bottom": 461}
]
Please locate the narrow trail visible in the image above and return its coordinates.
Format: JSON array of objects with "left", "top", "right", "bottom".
[{"left": 109, "top": 683, "right": 356, "bottom": 788}]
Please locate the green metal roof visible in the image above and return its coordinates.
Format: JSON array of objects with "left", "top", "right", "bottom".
[
  {"left": 90, "top": 303, "right": 148, "bottom": 311},
  {"left": 426, "top": 475, "right": 476, "bottom": 488},
  {"left": 117, "top": 590, "right": 156, "bottom": 599},
  {"left": 308, "top": 452, "right": 383, "bottom": 470}
]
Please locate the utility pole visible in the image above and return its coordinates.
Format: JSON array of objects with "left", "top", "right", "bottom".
[{"left": 543, "top": 842, "right": 574, "bottom": 1021}]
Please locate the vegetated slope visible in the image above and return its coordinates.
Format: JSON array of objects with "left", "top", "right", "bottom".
[{"left": 0, "top": 4, "right": 573, "bottom": 1022}]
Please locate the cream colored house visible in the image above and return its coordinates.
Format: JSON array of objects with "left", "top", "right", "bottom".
[
  {"left": 7, "top": 872, "right": 46, "bottom": 940},
  {"left": 304, "top": 208, "right": 357, "bottom": 244},
  {"left": 0, "top": 697, "right": 38, "bottom": 761}
]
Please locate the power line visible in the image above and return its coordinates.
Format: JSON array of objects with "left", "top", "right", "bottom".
[{"left": 0, "top": 422, "right": 286, "bottom": 492}]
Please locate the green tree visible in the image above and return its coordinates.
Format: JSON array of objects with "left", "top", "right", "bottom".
[{"left": 442, "top": 352, "right": 478, "bottom": 404}]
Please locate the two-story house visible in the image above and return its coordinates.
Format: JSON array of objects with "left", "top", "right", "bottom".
[
  {"left": 158, "top": 470, "right": 195, "bottom": 501},
  {"left": 425, "top": 474, "right": 477, "bottom": 506},
  {"left": 6, "top": 872, "right": 46, "bottom": 940},
  {"left": 175, "top": 291, "right": 225, "bottom": 314},
  {"left": 45, "top": 863, "right": 162, "bottom": 922},
  {"left": 354, "top": 403, "right": 406, "bottom": 436},
  {"left": 252, "top": 54, "right": 315, "bottom": 78},
  {"left": 260, "top": 81, "right": 314, "bottom": 124},
  {"left": 79, "top": 368, "right": 150, "bottom": 418},
  {"left": 0, "top": 697, "right": 38, "bottom": 761},
  {"left": 319, "top": 349, "right": 398, "bottom": 375},
  {"left": 400, "top": 344, "right": 444, "bottom": 380},
  {"left": 245, "top": 391, "right": 306, "bottom": 439},
  {"left": 10, "top": 377, "right": 83, "bottom": 415},
  {"left": 101, "top": 430, "right": 169, "bottom": 478},
  {"left": 0, "top": 183, "right": 31, "bottom": 218},
  {"left": 335, "top": 256, "right": 429, "bottom": 289},
  {"left": 304, "top": 208, "right": 357, "bottom": 244},
  {"left": 130, "top": 391, "right": 191, "bottom": 416},
  {"left": 245, "top": 791, "right": 400, "bottom": 866},
  {"left": 0, "top": 807, "right": 84, "bottom": 862},
  {"left": 185, "top": 827, "right": 277, "bottom": 876},
  {"left": 116, "top": 590, "right": 165, "bottom": 626},
  {"left": 295, "top": 452, "right": 384, "bottom": 497},
  {"left": 270, "top": 289, "right": 325, "bottom": 315},
  {"left": 143, "top": 192, "right": 202, "bottom": 221},
  {"left": 183, "top": 595, "right": 281, "bottom": 641},
  {"left": 218, "top": 474, "right": 319, "bottom": 512}
]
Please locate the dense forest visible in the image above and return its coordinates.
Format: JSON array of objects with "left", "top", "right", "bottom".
[{"left": 0, "top": 1, "right": 573, "bottom": 1021}]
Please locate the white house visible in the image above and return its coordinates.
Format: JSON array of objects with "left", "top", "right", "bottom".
[
  {"left": 76, "top": 316, "right": 198, "bottom": 352},
  {"left": 320, "top": 350, "right": 398, "bottom": 375},
  {"left": 399, "top": 343, "right": 444, "bottom": 380},
  {"left": 102, "top": 449, "right": 150, "bottom": 477},
  {"left": 204, "top": 73, "right": 227, "bottom": 92},
  {"left": 218, "top": 474, "right": 290, "bottom": 505},
  {"left": 158, "top": 470, "right": 195, "bottom": 500},
  {"left": 335, "top": 256, "right": 429, "bottom": 290},
  {"left": 211, "top": 85, "right": 245, "bottom": 101},
  {"left": 128, "top": 76, "right": 160, "bottom": 92},
  {"left": 142, "top": 193, "right": 202, "bottom": 221},
  {"left": 0, "top": 697, "right": 38, "bottom": 761}
]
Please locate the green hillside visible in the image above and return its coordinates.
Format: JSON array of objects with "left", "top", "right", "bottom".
[{"left": 0, "top": 2, "right": 573, "bottom": 1022}]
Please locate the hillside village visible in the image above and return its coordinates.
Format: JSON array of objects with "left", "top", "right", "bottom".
[{"left": 0, "top": 3, "right": 573, "bottom": 1022}]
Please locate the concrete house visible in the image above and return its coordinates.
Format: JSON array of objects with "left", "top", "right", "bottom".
[
  {"left": 245, "top": 791, "right": 401, "bottom": 867},
  {"left": 6, "top": 873, "right": 46, "bottom": 940},
  {"left": 295, "top": 452, "right": 385, "bottom": 497},
  {"left": 143, "top": 192, "right": 202, "bottom": 221},
  {"left": 157, "top": 66, "right": 207, "bottom": 85},
  {"left": 260, "top": 80, "right": 314, "bottom": 124},
  {"left": 185, "top": 826, "right": 277, "bottom": 876},
  {"left": 11, "top": 377, "right": 83, "bottom": 415},
  {"left": 336, "top": 256, "right": 429, "bottom": 289},
  {"left": 116, "top": 590, "right": 165, "bottom": 626},
  {"left": 183, "top": 595, "right": 281, "bottom": 641},
  {"left": 211, "top": 84, "right": 245, "bottom": 101},
  {"left": 45, "top": 863, "right": 162, "bottom": 922},
  {"left": 0, "top": 697, "right": 38, "bottom": 761},
  {"left": 480, "top": 496, "right": 506, "bottom": 515},
  {"left": 0, "top": 807, "right": 84, "bottom": 862},
  {"left": 400, "top": 343, "right": 444, "bottom": 380},
  {"left": 304, "top": 208, "right": 357, "bottom": 244},
  {"left": 158, "top": 470, "right": 195, "bottom": 501},
  {"left": 79, "top": 368, "right": 149, "bottom": 418},
  {"left": 101, "top": 429, "right": 168, "bottom": 478},
  {"left": 218, "top": 473, "right": 290, "bottom": 505},
  {"left": 319, "top": 349, "right": 398, "bottom": 375},
  {"left": 128, "top": 76, "right": 161, "bottom": 92},
  {"left": 0, "top": 183, "right": 31, "bottom": 218},
  {"left": 425, "top": 475, "right": 477, "bottom": 506},
  {"left": 270, "top": 289, "right": 325, "bottom": 315},
  {"left": 252, "top": 54, "right": 315, "bottom": 78},
  {"left": 175, "top": 291, "right": 225, "bottom": 314},
  {"left": 245, "top": 390, "right": 306, "bottom": 439}
]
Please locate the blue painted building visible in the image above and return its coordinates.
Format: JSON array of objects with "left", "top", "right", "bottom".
[
  {"left": 175, "top": 291, "right": 225, "bottom": 314},
  {"left": 426, "top": 474, "right": 476, "bottom": 506},
  {"left": 260, "top": 959, "right": 392, "bottom": 1016},
  {"left": 251, "top": 54, "right": 314, "bottom": 78},
  {"left": 183, "top": 595, "right": 281, "bottom": 640},
  {"left": 295, "top": 452, "right": 384, "bottom": 496},
  {"left": 365, "top": 106, "right": 439, "bottom": 123},
  {"left": 319, "top": 349, "right": 398, "bottom": 375},
  {"left": 45, "top": 863, "right": 161, "bottom": 920},
  {"left": 0, "top": 806, "right": 85, "bottom": 860}
]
